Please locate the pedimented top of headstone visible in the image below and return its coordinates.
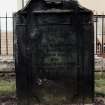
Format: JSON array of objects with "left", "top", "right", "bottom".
[
  {"left": 44, "top": 0, "right": 77, "bottom": 3},
  {"left": 17, "top": 0, "right": 92, "bottom": 14},
  {"left": 44, "top": 0, "right": 63, "bottom": 3}
]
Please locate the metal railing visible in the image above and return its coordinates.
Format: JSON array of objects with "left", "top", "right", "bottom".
[
  {"left": 94, "top": 15, "right": 105, "bottom": 56},
  {"left": 0, "top": 14, "right": 14, "bottom": 57},
  {"left": 0, "top": 14, "right": 105, "bottom": 58}
]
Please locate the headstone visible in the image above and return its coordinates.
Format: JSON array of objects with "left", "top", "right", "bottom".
[{"left": 14, "top": 0, "right": 94, "bottom": 104}]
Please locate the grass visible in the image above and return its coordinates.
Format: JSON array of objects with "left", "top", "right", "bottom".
[
  {"left": 95, "top": 72, "right": 105, "bottom": 97},
  {"left": 0, "top": 72, "right": 105, "bottom": 97},
  {"left": 0, "top": 80, "right": 16, "bottom": 96}
]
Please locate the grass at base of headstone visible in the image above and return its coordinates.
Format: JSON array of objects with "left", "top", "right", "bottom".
[
  {"left": 95, "top": 72, "right": 105, "bottom": 80},
  {"left": 95, "top": 72, "right": 105, "bottom": 97},
  {"left": 0, "top": 80, "right": 16, "bottom": 96}
]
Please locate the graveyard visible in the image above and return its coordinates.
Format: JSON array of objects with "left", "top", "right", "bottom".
[
  {"left": 0, "top": 0, "right": 105, "bottom": 105},
  {"left": 0, "top": 56, "right": 103, "bottom": 104},
  {"left": 0, "top": 61, "right": 105, "bottom": 104}
]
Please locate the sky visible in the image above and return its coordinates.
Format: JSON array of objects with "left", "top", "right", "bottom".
[
  {"left": 0, "top": 0, "right": 104, "bottom": 31},
  {"left": 78, "top": 0, "right": 105, "bottom": 14},
  {"left": 0, "top": 0, "right": 17, "bottom": 16}
]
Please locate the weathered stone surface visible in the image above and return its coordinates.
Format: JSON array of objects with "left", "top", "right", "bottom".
[{"left": 14, "top": 0, "right": 94, "bottom": 104}]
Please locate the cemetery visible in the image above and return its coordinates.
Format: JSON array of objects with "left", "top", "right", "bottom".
[{"left": 0, "top": 0, "right": 105, "bottom": 105}]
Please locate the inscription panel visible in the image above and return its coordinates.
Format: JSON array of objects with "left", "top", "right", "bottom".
[{"left": 30, "top": 15, "right": 82, "bottom": 103}]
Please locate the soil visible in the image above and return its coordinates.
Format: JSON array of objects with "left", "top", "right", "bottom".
[
  {"left": 0, "top": 95, "right": 16, "bottom": 105},
  {"left": 0, "top": 96, "right": 105, "bottom": 105}
]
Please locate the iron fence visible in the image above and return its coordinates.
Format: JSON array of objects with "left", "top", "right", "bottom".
[
  {"left": 94, "top": 15, "right": 105, "bottom": 56},
  {"left": 0, "top": 14, "right": 14, "bottom": 57},
  {"left": 0, "top": 14, "right": 105, "bottom": 58}
]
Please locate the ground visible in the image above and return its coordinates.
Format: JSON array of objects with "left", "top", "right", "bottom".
[
  {"left": 0, "top": 61, "right": 105, "bottom": 105},
  {"left": 94, "top": 72, "right": 105, "bottom": 105}
]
